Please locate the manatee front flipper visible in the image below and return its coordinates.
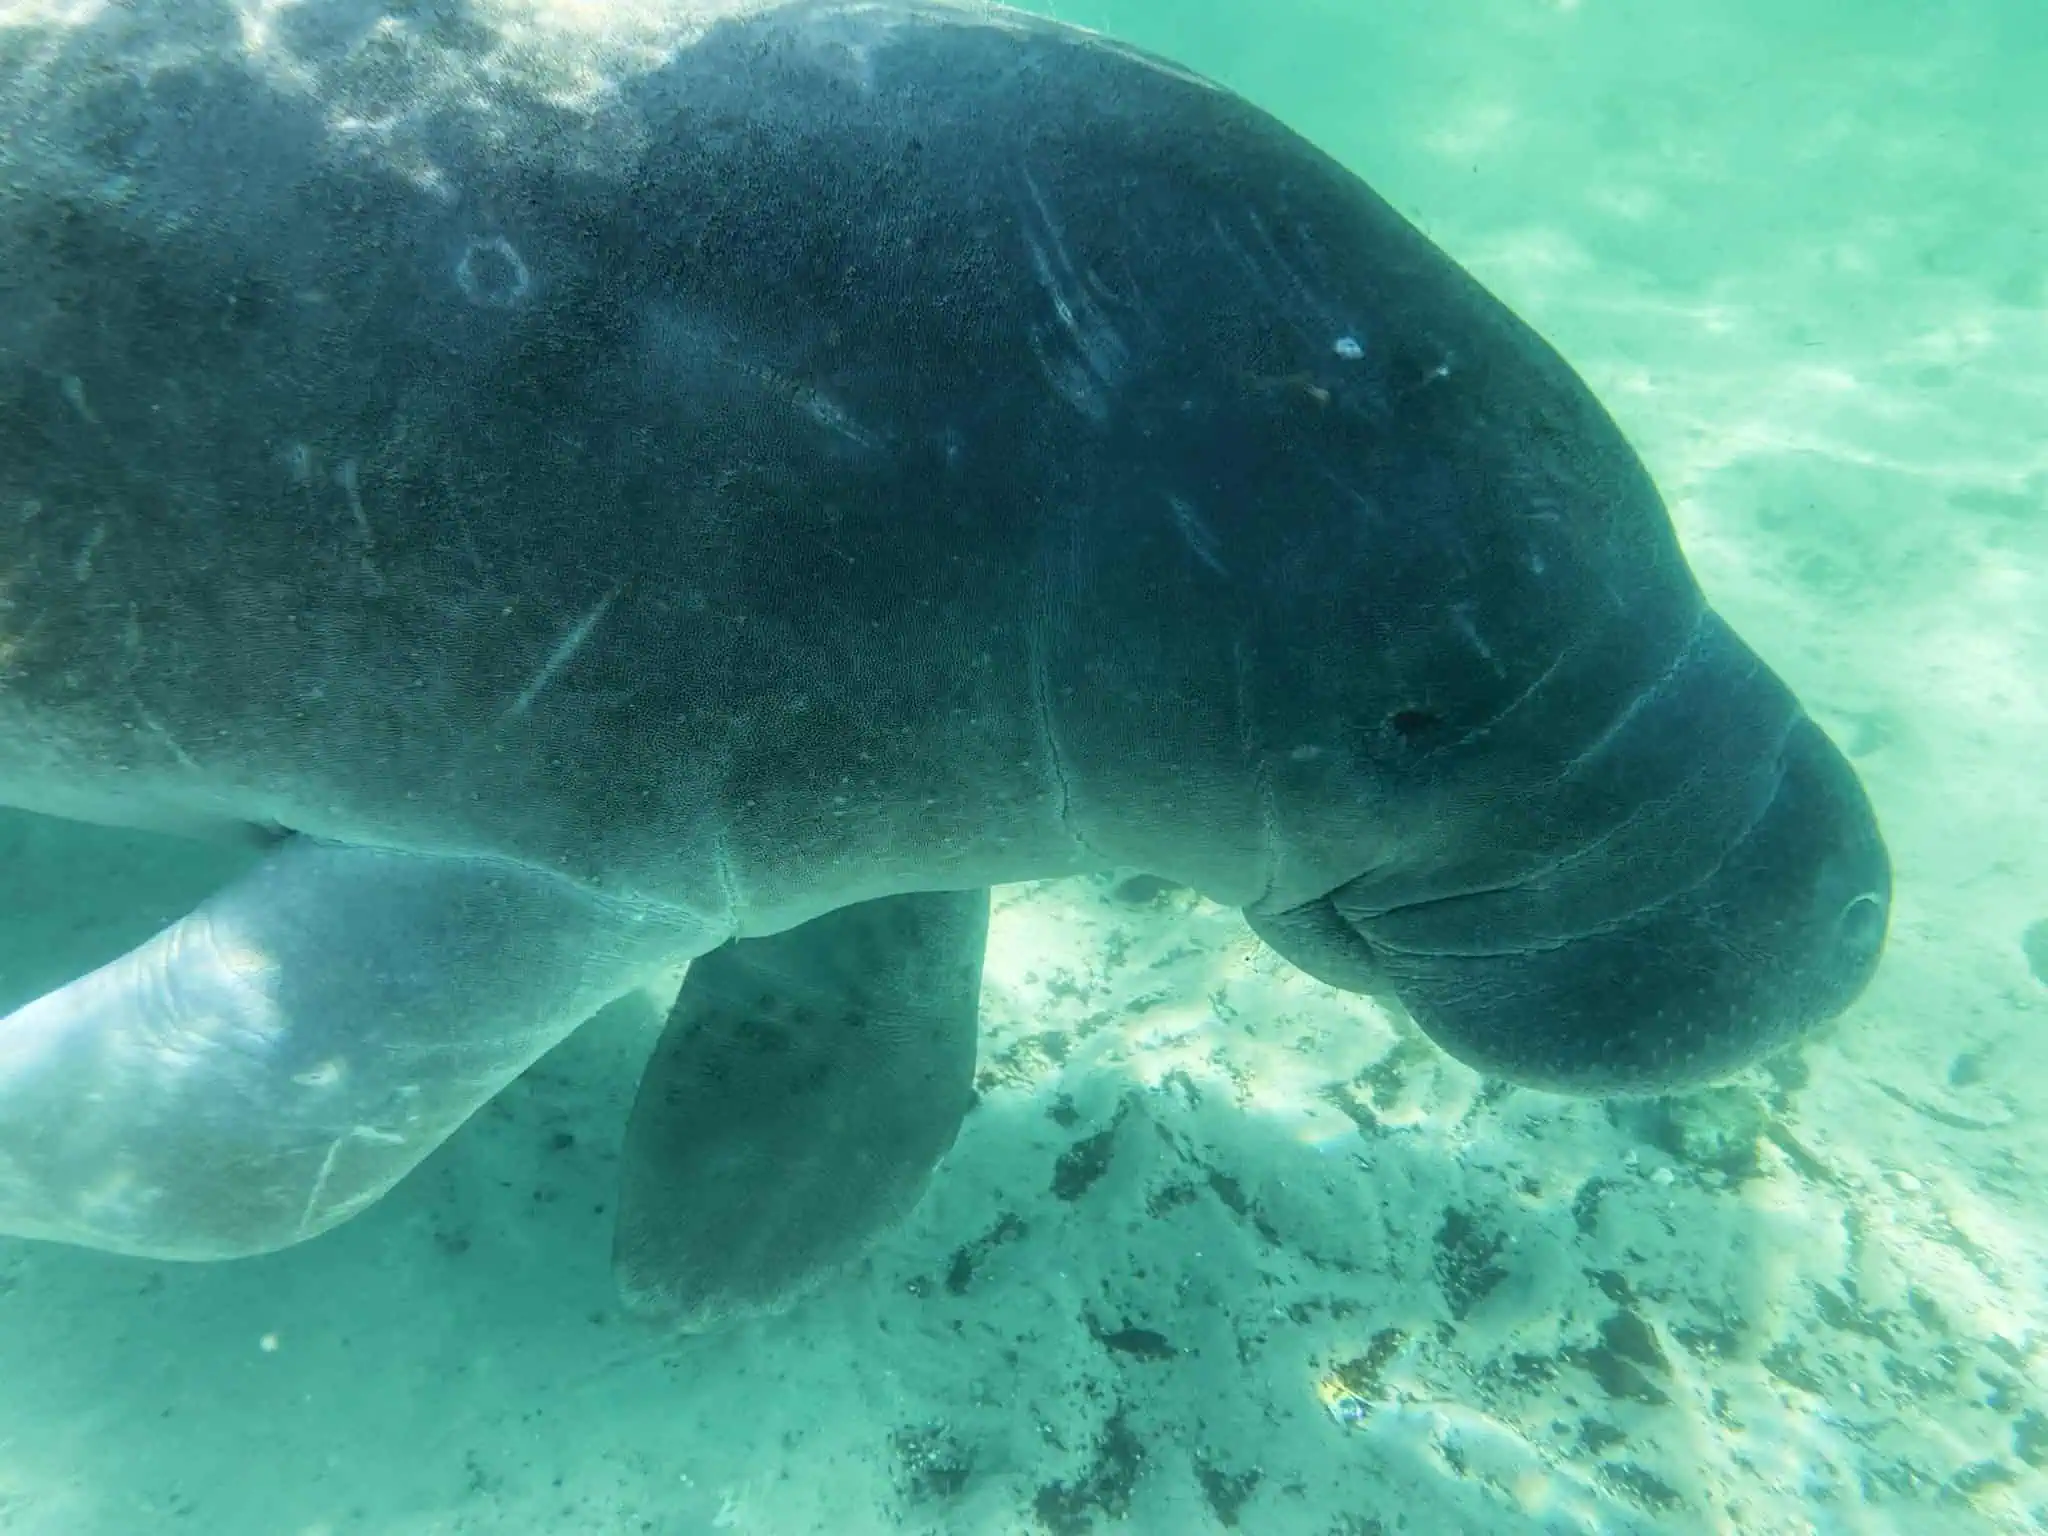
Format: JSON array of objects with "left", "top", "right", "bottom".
[
  {"left": 1244, "top": 900, "right": 1386, "bottom": 995},
  {"left": 0, "top": 838, "right": 704, "bottom": 1260},
  {"left": 614, "top": 889, "right": 988, "bottom": 1332}
]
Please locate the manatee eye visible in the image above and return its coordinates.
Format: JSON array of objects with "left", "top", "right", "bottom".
[{"left": 1386, "top": 707, "right": 1442, "bottom": 744}]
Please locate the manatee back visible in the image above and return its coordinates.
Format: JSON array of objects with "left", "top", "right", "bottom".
[{"left": 0, "top": 1, "right": 1088, "bottom": 930}]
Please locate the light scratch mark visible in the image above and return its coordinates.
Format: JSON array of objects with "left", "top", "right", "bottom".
[
  {"left": 1020, "top": 163, "right": 1129, "bottom": 418},
  {"left": 72, "top": 523, "right": 106, "bottom": 581},
  {"left": 333, "top": 457, "right": 386, "bottom": 594},
  {"left": 506, "top": 583, "right": 621, "bottom": 719},
  {"left": 335, "top": 458, "right": 371, "bottom": 543},
  {"left": 1166, "top": 493, "right": 1228, "bottom": 576},
  {"left": 1450, "top": 602, "right": 1503, "bottom": 675},
  {"left": 298, "top": 1124, "right": 407, "bottom": 1239},
  {"left": 59, "top": 374, "right": 97, "bottom": 424},
  {"left": 134, "top": 706, "right": 202, "bottom": 773}
]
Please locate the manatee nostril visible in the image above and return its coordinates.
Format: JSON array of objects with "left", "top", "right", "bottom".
[{"left": 1839, "top": 892, "right": 1887, "bottom": 955}]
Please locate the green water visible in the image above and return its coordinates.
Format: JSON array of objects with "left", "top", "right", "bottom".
[{"left": 1, "top": 2, "right": 2043, "bottom": 1533}]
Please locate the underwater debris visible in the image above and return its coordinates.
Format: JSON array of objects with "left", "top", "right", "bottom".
[{"left": 1315, "top": 1328, "right": 1407, "bottom": 1428}]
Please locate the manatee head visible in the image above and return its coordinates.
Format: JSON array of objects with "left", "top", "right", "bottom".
[
  {"left": 1086, "top": 89, "right": 1901, "bottom": 1095},
  {"left": 1250, "top": 606, "right": 1891, "bottom": 1096}
]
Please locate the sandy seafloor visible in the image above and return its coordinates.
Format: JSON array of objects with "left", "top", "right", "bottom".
[{"left": 3, "top": 0, "right": 2047, "bottom": 1532}]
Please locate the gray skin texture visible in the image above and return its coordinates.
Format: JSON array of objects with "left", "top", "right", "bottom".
[{"left": 0, "top": 0, "right": 1890, "bottom": 1277}]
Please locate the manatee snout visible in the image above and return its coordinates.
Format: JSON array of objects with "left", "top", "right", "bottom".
[
  {"left": 1248, "top": 611, "right": 1893, "bottom": 1097},
  {"left": 1355, "top": 713, "right": 1891, "bottom": 1095}
]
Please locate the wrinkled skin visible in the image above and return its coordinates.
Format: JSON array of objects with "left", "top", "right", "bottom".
[{"left": 0, "top": 0, "right": 1886, "bottom": 1274}]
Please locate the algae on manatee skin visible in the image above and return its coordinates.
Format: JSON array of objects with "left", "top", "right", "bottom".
[{"left": 2023, "top": 919, "right": 2048, "bottom": 986}]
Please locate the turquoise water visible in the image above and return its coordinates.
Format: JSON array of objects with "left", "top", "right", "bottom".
[{"left": 1, "top": 1, "right": 2043, "bottom": 1532}]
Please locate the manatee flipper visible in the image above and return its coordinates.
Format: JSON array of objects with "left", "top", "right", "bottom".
[
  {"left": 1244, "top": 900, "right": 1385, "bottom": 995},
  {"left": 0, "top": 838, "right": 702, "bottom": 1260},
  {"left": 613, "top": 888, "right": 988, "bottom": 1331}
]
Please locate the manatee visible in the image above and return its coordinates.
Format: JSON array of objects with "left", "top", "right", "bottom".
[{"left": 0, "top": 0, "right": 1888, "bottom": 1328}]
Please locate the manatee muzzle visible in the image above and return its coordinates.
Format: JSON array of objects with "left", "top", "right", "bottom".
[{"left": 1250, "top": 666, "right": 1891, "bottom": 1095}]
